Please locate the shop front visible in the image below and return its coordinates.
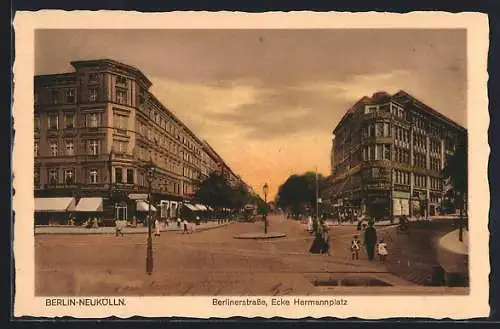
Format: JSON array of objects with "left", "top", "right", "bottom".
[
  {"left": 364, "top": 190, "right": 390, "bottom": 220},
  {"left": 392, "top": 190, "right": 410, "bottom": 218}
]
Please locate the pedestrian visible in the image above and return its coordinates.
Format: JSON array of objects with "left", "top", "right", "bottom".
[
  {"left": 377, "top": 238, "right": 388, "bottom": 262},
  {"left": 322, "top": 225, "right": 331, "bottom": 256},
  {"left": 351, "top": 235, "right": 361, "bottom": 260},
  {"left": 307, "top": 215, "right": 313, "bottom": 233},
  {"left": 183, "top": 219, "right": 189, "bottom": 233},
  {"left": 177, "top": 217, "right": 181, "bottom": 229},
  {"left": 363, "top": 220, "right": 378, "bottom": 261},
  {"left": 154, "top": 218, "right": 161, "bottom": 237},
  {"left": 115, "top": 219, "right": 123, "bottom": 237}
]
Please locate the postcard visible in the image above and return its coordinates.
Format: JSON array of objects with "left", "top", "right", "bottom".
[{"left": 13, "top": 10, "right": 490, "bottom": 319}]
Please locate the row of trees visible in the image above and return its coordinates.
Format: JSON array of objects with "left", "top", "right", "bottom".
[
  {"left": 193, "top": 172, "right": 266, "bottom": 213},
  {"left": 275, "top": 172, "right": 326, "bottom": 219}
]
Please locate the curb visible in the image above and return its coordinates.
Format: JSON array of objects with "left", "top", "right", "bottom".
[{"left": 34, "top": 223, "right": 232, "bottom": 235}]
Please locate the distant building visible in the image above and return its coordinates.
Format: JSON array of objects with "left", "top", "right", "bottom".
[
  {"left": 323, "top": 90, "right": 467, "bottom": 219},
  {"left": 34, "top": 58, "right": 247, "bottom": 223}
]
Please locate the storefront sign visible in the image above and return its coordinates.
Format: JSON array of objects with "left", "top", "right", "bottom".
[{"left": 128, "top": 193, "right": 148, "bottom": 200}]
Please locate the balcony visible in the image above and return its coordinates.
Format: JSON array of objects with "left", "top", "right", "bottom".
[
  {"left": 362, "top": 136, "right": 393, "bottom": 145},
  {"left": 112, "top": 127, "right": 129, "bottom": 137},
  {"left": 363, "top": 111, "right": 392, "bottom": 121}
]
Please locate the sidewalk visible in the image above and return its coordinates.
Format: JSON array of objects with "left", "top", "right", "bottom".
[
  {"left": 324, "top": 216, "right": 459, "bottom": 228},
  {"left": 437, "top": 229, "right": 469, "bottom": 286},
  {"left": 35, "top": 221, "right": 232, "bottom": 235}
]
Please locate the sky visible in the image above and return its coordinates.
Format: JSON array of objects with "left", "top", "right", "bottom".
[{"left": 35, "top": 29, "right": 467, "bottom": 199}]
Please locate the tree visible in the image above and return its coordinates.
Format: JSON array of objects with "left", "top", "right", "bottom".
[
  {"left": 194, "top": 172, "right": 254, "bottom": 214},
  {"left": 193, "top": 172, "right": 234, "bottom": 211},
  {"left": 442, "top": 135, "right": 468, "bottom": 242},
  {"left": 276, "top": 172, "right": 325, "bottom": 219}
]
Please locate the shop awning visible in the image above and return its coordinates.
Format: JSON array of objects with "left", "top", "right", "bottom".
[
  {"left": 183, "top": 204, "right": 198, "bottom": 211},
  {"left": 35, "top": 197, "right": 76, "bottom": 212},
  {"left": 195, "top": 204, "right": 208, "bottom": 211},
  {"left": 75, "top": 197, "right": 103, "bottom": 212},
  {"left": 136, "top": 200, "right": 156, "bottom": 212}
]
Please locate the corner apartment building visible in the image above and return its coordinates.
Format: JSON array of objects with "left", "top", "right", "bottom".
[
  {"left": 34, "top": 58, "right": 245, "bottom": 221},
  {"left": 323, "top": 90, "right": 467, "bottom": 219}
]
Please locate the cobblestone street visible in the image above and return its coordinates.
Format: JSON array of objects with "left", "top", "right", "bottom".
[{"left": 35, "top": 215, "right": 468, "bottom": 296}]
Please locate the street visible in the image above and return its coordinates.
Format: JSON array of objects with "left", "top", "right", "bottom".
[{"left": 35, "top": 215, "right": 468, "bottom": 296}]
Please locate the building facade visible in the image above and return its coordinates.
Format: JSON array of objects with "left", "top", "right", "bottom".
[
  {"left": 323, "top": 90, "right": 467, "bottom": 220},
  {"left": 34, "top": 59, "right": 246, "bottom": 222}
]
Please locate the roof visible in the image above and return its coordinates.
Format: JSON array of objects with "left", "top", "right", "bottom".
[
  {"left": 332, "top": 96, "right": 371, "bottom": 135},
  {"left": 70, "top": 58, "right": 153, "bottom": 88},
  {"left": 332, "top": 90, "right": 466, "bottom": 135},
  {"left": 392, "top": 90, "right": 466, "bottom": 133}
]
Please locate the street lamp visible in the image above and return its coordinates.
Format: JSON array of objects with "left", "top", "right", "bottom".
[
  {"left": 146, "top": 159, "right": 156, "bottom": 275},
  {"left": 263, "top": 183, "right": 269, "bottom": 235}
]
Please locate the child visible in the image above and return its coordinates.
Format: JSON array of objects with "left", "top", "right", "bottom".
[
  {"left": 351, "top": 235, "right": 361, "bottom": 260},
  {"left": 377, "top": 238, "right": 388, "bottom": 262},
  {"left": 115, "top": 219, "right": 123, "bottom": 237}
]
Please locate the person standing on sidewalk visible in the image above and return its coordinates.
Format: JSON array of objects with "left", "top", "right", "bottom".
[
  {"left": 363, "top": 220, "right": 378, "bottom": 260},
  {"left": 154, "top": 218, "right": 161, "bottom": 237},
  {"left": 183, "top": 219, "right": 189, "bottom": 233}
]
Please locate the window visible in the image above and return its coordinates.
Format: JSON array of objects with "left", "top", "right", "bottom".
[
  {"left": 394, "top": 170, "right": 410, "bottom": 185},
  {"left": 34, "top": 168, "right": 40, "bottom": 187},
  {"left": 89, "top": 169, "right": 98, "bottom": 184},
  {"left": 88, "top": 87, "right": 99, "bottom": 102},
  {"left": 414, "top": 153, "right": 426, "bottom": 168},
  {"left": 64, "top": 113, "right": 74, "bottom": 129},
  {"left": 49, "top": 141, "right": 58, "bottom": 156},
  {"left": 113, "top": 113, "right": 128, "bottom": 130},
  {"left": 375, "top": 144, "right": 383, "bottom": 160},
  {"left": 115, "top": 167, "right": 123, "bottom": 183},
  {"left": 88, "top": 73, "right": 98, "bottom": 83},
  {"left": 65, "top": 89, "right": 76, "bottom": 103},
  {"left": 51, "top": 90, "right": 59, "bottom": 104},
  {"left": 113, "top": 140, "right": 128, "bottom": 154},
  {"left": 415, "top": 175, "right": 427, "bottom": 188},
  {"left": 116, "top": 88, "right": 128, "bottom": 104},
  {"left": 34, "top": 116, "right": 40, "bottom": 131},
  {"left": 431, "top": 157, "right": 441, "bottom": 171},
  {"left": 375, "top": 123, "right": 383, "bottom": 137},
  {"left": 116, "top": 76, "right": 127, "bottom": 86},
  {"left": 85, "top": 113, "right": 99, "bottom": 128},
  {"left": 48, "top": 113, "right": 59, "bottom": 130},
  {"left": 65, "top": 140, "right": 74, "bottom": 156},
  {"left": 365, "top": 124, "right": 372, "bottom": 137},
  {"left": 64, "top": 169, "right": 74, "bottom": 185},
  {"left": 34, "top": 141, "right": 39, "bottom": 157},
  {"left": 48, "top": 169, "right": 58, "bottom": 185},
  {"left": 126, "top": 168, "right": 134, "bottom": 184},
  {"left": 383, "top": 123, "right": 390, "bottom": 137},
  {"left": 384, "top": 144, "right": 391, "bottom": 160},
  {"left": 88, "top": 139, "right": 99, "bottom": 155}
]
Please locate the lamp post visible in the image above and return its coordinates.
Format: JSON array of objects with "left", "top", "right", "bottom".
[
  {"left": 263, "top": 183, "right": 269, "bottom": 235},
  {"left": 146, "top": 159, "right": 156, "bottom": 275}
]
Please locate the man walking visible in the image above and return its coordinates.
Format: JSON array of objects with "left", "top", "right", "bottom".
[{"left": 363, "top": 220, "right": 378, "bottom": 260}]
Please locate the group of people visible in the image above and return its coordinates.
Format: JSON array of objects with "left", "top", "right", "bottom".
[
  {"left": 115, "top": 216, "right": 200, "bottom": 237},
  {"left": 350, "top": 220, "right": 388, "bottom": 262},
  {"left": 306, "top": 215, "right": 389, "bottom": 262},
  {"left": 308, "top": 216, "right": 331, "bottom": 255}
]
